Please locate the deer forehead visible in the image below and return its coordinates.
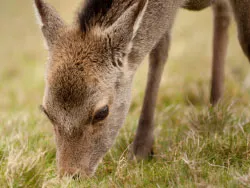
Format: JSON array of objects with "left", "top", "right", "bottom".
[
  {"left": 51, "top": 28, "right": 110, "bottom": 58},
  {"left": 46, "top": 32, "right": 114, "bottom": 76},
  {"left": 46, "top": 69, "right": 109, "bottom": 103},
  {"left": 45, "top": 60, "right": 114, "bottom": 106}
]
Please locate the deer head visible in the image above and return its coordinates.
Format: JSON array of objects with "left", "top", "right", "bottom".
[{"left": 34, "top": 0, "right": 148, "bottom": 177}]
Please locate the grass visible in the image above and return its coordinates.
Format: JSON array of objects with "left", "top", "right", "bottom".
[{"left": 1, "top": 0, "right": 250, "bottom": 187}]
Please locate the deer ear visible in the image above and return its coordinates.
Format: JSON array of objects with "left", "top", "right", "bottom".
[
  {"left": 105, "top": 0, "right": 148, "bottom": 53},
  {"left": 34, "top": 0, "right": 65, "bottom": 48}
]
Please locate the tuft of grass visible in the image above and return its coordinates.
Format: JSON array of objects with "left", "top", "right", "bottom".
[{"left": 188, "top": 101, "right": 236, "bottom": 136}]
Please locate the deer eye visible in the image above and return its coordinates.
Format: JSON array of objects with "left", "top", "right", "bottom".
[{"left": 93, "top": 105, "right": 109, "bottom": 124}]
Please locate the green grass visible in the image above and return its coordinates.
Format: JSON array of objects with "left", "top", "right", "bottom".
[{"left": 1, "top": 0, "right": 250, "bottom": 187}]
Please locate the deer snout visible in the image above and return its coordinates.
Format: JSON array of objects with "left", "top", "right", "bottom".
[{"left": 57, "top": 147, "right": 94, "bottom": 178}]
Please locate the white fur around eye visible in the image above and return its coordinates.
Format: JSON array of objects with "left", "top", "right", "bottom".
[{"left": 95, "top": 98, "right": 109, "bottom": 112}]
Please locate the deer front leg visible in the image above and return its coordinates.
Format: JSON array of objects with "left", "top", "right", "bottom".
[
  {"left": 132, "top": 33, "right": 170, "bottom": 159},
  {"left": 210, "top": 0, "right": 231, "bottom": 105},
  {"left": 229, "top": 0, "right": 250, "bottom": 62}
]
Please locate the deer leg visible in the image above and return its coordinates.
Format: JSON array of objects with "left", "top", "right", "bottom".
[
  {"left": 210, "top": 0, "right": 231, "bottom": 105},
  {"left": 229, "top": 0, "right": 250, "bottom": 61},
  {"left": 132, "top": 33, "right": 170, "bottom": 159}
]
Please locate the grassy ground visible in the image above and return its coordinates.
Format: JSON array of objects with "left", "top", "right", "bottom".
[{"left": 1, "top": 0, "right": 250, "bottom": 187}]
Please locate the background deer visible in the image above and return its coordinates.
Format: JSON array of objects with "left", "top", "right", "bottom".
[{"left": 34, "top": 0, "right": 250, "bottom": 178}]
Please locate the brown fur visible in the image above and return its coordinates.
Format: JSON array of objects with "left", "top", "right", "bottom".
[{"left": 34, "top": 0, "right": 250, "bottom": 178}]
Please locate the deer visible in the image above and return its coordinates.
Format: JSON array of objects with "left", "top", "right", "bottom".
[{"left": 34, "top": 0, "right": 250, "bottom": 178}]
